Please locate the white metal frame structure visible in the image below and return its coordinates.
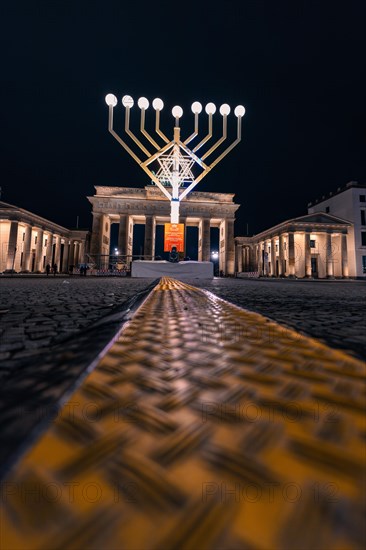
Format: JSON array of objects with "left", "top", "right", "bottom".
[{"left": 105, "top": 94, "right": 245, "bottom": 224}]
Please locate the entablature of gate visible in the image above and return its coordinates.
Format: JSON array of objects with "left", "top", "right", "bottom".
[
  {"left": 88, "top": 187, "right": 240, "bottom": 220},
  {"left": 92, "top": 185, "right": 237, "bottom": 205}
]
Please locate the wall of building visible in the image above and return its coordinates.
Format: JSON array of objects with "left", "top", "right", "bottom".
[{"left": 308, "top": 184, "right": 366, "bottom": 277}]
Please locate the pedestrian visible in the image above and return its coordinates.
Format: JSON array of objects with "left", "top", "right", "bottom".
[
  {"left": 46, "top": 263, "right": 50, "bottom": 276},
  {"left": 53, "top": 262, "right": 57, "bottom": 276}
]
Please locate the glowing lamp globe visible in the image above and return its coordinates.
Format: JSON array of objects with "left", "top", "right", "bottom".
[
  {"left": 122, "top": 95, "right": 134, "bottom": 108},
  {"left": 234, "top": 105, "right": 245, "bottom": 117},
  {"left": 138, "top": 97, "right": 149, "bottom": 110},
  {"left": 219, "top": 104, "right": 231, "bottom": 116},
  {"left": 152, "top": 98, "right": 164, "bottom": 111},
  {"left": 205, "top": 102, "right": 216, "bottom": 115},
  {"left": 191, "top": 101, "right": 203, "bottom": 114},
  {"left": 105, "top": 94, "right": 117, "bottom": 107},
  {"left": 172, "top": 106, "right": 183, "bottom": 118}
]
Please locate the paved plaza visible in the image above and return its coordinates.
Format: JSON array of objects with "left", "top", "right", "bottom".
[
  {"left": 0, "top": 277, "right": 365, "bottom": 383},
  {"left": 1, "top": 276, "right": 365, "bottom": 550}
]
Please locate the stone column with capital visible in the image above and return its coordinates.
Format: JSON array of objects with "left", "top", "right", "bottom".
[
  {"left": 73, "top": 242, "right": 80, "bottom": 266},
  {"left": 202, "top": 218, "right": 211, "bottom": 262},
  {"left": 79, "top": 240, "right": 85, "bottom": 264},
  {"left": 305, "top": 233, "right": 311, "bottom": 277},
  {"left": 341, "top": 233, "right": 349, "bottom": 278},
  {"left": 278, "top": 235, "right": 284, "bottom": 276},
  {"left": 118, "top": 214, "right": 128, "bottom": 256},
  {"left": 326, "top": 233, "right": 334, "bottom": 278},
  {"left": 270, "top": 238, "right": 276, "bottom": 276},
  {"left": 144, "top": 215, "right": 155, "bottom": 259},
  {"left": 288, "top": 232, "right": 295, "bottom": 277},
  {"left": 54, "top": 235, "right": 61, "bottom": 270},
  {"left": 90, "top": 213, "right": 102, "bottom": 256},
  {"left": 68, "top": 240, "right": 75, "bottom": 268},
  {"left": 198, "top": 218, "right": 210, "bottom": 261},
  {"left": 34, "top": 229, "right": 44, "bottom": 272},
  {"left": 62, "top": 240, "right": 70, "bottom": 272},
  {"left": 263, "top": 241, "right": 269, "bottom": 276},
  {"left": 6, "top": 221, "right": 19, "bottom": 271},
  {"left": 22, "top": 224, "right": 32, "bottom": 272},
  {"left": 45, "top": 234, "right": 54, "bottom": 266},
  {"left": 257, "top": 243, "right": 263, "bottom": 274},
  {"left": 226, "top": 219, "right": 235, "bottom": 275},
  {"left": 236, "top": 244, "right": 243, "bottom": 273}
]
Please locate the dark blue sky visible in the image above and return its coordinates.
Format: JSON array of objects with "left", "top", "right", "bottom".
[{"left": 1, "top": 0, "right": 365, "bottom": 236}]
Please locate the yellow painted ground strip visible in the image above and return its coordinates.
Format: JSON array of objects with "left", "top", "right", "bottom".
[{"left": 1, "top": 277, "right": 365, "bottom": 550}]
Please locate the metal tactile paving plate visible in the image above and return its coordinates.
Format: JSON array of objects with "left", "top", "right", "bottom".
[{"left": 1, "top": 277, "right": 365, "bottom": 550}]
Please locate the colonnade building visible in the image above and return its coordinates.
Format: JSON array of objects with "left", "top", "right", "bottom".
[
  {"left": 88, "top": 186, "right": 239, "bottom": 275},
  {"left": 235, "top": 181, "right": 365, "bottom": 279},
  {"left": 235, "top": 213, "right": 351, "bottom": 278},
  {"left": 1, "top": 181, "right": 364, "bottom": 278},
  {"left": 0, "top": 201, "right": 89, "bottom": 273}
]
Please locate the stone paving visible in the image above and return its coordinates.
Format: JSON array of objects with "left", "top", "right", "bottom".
[
  {"left": 186, "top": 278, "right": 366, "bottom": 360},
  {"left": 0, "top": 277, "right": 154, "bottom": 380},
  {"left": 0, "top": 275, "right": 364, "bottom": 475},
  {"left": 0, "top": 276, "right": 365, "bottom": 383}
]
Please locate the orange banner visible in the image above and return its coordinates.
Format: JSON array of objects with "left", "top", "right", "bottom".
[{"left": 164, "top": 223, "right": 185, "bottom": 252}]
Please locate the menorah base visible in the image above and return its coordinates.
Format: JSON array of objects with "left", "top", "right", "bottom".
[{"left": 131, "top": 260, "right": 213, "bottom": 279}]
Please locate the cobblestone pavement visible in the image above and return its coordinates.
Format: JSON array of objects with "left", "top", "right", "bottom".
[
  {"left": 1, "top": 276, "right": 365, "bottom": 370},
  {"left": 0, "top": 275, "right": 364, "bottom": 475},
  {"left": 184, "top": 278, "right": 366, "bottom": 360},
  {"left": 0, "top": 277, "right": 154, "bottom": 381}
]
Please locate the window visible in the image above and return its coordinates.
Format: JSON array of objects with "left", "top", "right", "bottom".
[
  {"left": 361, "top": 210, "right": 366, "bottom": 226},
  {"left": 44, "top": 238, "right": 48, "bottom": 246},
  {"left": 310, "top": 239, "right": 316, "bottom": 248},
  {"left": 22, "top": 232, "right": 25, "bottom": 241},
  {"left": 34, "top": 235, "right": 37, "bottom": 244},
  {"left": 363, "top": 256, "right": 366, "bottom": 274},
  {"left": 360, "top": 195, "right": 366, "bottom": 202},
  {"left": 276, "top": 244, "right": 278, "bottom": 252},
  {"left": 325, "top": 206, "right": 330, "bottom": 213},
  {"left": 362, "top": 232, "right": 366, "bottom": 246}
]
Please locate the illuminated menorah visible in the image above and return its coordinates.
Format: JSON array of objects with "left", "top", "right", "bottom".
[{"left": 105, "top": 94, "right": 245, "bottom": 224}]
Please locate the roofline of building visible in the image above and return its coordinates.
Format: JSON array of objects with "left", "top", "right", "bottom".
[
  {"left": 0, "top": 200, "right": 88, "bottom": 236},
  {"left": 92, "top": 185, "right": 237, "bottom": 202},
  {"left": 308, "top": 181, "right": 366, "bottom": 207},
  {"left": 235, "top": 212, "right": 352, "bottom": 243}
]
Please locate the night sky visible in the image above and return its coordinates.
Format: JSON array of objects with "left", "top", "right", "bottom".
[{"left": 2, "top": 1, "right": 365, "bottom": 238}]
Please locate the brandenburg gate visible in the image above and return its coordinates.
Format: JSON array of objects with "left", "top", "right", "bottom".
[{"left": 88, "top": 185, "right": 240, "bottom": 275}]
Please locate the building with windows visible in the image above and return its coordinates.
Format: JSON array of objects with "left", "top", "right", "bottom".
[
  {"left": 0, "top": 201, "right": 89, "bottom": 273},
  {"left": 235, "top": 181, "right": 365, "bottom": 279},
  {"left": 307, "top": 181, "right": 366, "bottom": 277},
  {"left": 235, "top": 213, "right": 352, "bottom": 278}
]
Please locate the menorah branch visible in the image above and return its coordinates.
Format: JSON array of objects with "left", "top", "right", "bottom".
[{"left": 105, "top": 94, "right": 245, "bottom": 224}]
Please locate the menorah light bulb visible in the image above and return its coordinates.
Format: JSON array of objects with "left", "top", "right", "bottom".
[
  {"left": 191, "top": 101, "right": 203, "bottom": 114},
  {"left": 138, "top": 97, "right": 149, "bottom": 110},
  {"left": 105, "top": 94, "right": 117, "bottom": 107},
  {"left": 153, "top": 98, "right": 164, "bottom": 111},
  {"left": 172, "top": 106, "right": 183, "bottom": 118},
  {"left": 234, "top": 105, "right": 245, "bottom": 117},
  {"left": 122, "top": 95, "right": 134, "bottom": 108},
  {"left": 220, "top": 104, "right": 231, "bottom": 116},
  {"left": 205, "top": 103, "right": 216, "bottom": 115}
]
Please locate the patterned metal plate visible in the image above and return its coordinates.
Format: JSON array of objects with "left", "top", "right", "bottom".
[{"left": 1, "top": 277, "right": 365, "bottom": 550}]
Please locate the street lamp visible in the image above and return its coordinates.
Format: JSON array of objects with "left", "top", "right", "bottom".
[
  {"left": 211, "top": 251, "right": 219, "bottom": 260},
  {"left": 105, "top": 94, "right": 246, "bottom": 224}
]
